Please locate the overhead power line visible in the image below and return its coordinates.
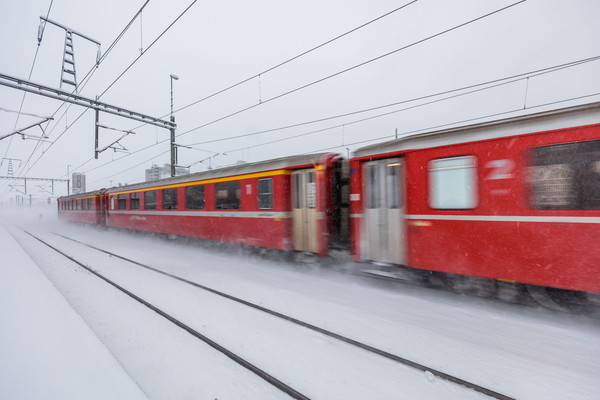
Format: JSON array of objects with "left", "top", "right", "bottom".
[
  {"left": 175, "top": 0, "right": 527, "bottom": 140},
  {"left": 185, "top": 55, "right": 600, "bottom": 147},
  {"left": 8, "top": 0, "right": 152, "bottom": 187},
  {"left": 75, "top": 54, "right": 599, "bottom": 183},
  {"left": 17, "top": 0, "right": 196, "bottom": 181},
  {"left": 1, "top": 0, "right": 54, "bottom": 162},
  {"left": 160, "top": 0, "right": 420, "bottom": 120}
]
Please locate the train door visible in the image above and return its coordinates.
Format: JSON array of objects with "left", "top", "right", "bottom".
[
  {"left": 363, "top": 158, "right": 406, "bottom": 264},
  {"left": 292, "top": 169, "right": 319, "bottom": 253}
]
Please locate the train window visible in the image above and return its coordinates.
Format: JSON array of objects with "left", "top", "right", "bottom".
[
  {"left": 366, "top": 165, "right": 379, "bottom": 209},
  {"left": 293, "top": 174, "right": 302, "bottom": 208},
  {"left": 258, "top": 178, "right": 273, "bottom": 209},
  {"left": 215, "top": 181, "right": 241, "bottom": 210},
  {"left": 118, "top": 194, "right": 127, "bottom": 210},
  {"left": 76, "top": 199, "right": 81, "bottom": 210},
  {"left": 163, "top": 188, "right": 178, "bottom": 210},
  {"left": 307, "top": 172, "right": 316, "bottom": 208},
  {"left": 186, "top": 185, "right": 205, "bottom": 210},
  {"left": 529, "top": 139, "right": 600, "bottom": 210},
  {"left": 110, "top": 196, "right": 115, "bottom": 210},
  {"left": 88, "top": 198, "right": 93, "bottom": 210},
  {"left": 145, "top": 191, "right": 157, "bottom": 210},
  {"left": 429, "top": 156, "right": 477, "bottom": 210},
  {"left": 82, "top": 199, "right": 87, "bottom": 210},
  {"left": 130, "top": 193, "right": 140, "bottom": 210},
  {"left": 386, "top": 162, "right": 401, "bottom": 209}
]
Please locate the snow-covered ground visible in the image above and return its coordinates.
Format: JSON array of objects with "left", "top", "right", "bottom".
[{"left": 2, "top": 207, "right": 600, "bottom": 399}]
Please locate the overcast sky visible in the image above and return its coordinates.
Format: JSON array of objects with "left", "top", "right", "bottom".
[{"left": 1, "top": 0, "right": 599, "bottom": 201}]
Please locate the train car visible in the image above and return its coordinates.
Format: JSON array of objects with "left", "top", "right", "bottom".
[
  {"left": 57, "top": 189, "right": 108, "bottom": 225},
  {"left": 350, "top": 102, "right": 600, "bottom": 300},
  {"left": 95, "top": 153, "right": 347, "bottom": 256}
]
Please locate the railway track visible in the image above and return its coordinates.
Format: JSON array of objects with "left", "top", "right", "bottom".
[{"left": 24, "top": 229, "right": 515, "bottom": 400}]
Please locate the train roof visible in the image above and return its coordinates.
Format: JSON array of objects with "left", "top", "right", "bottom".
[
  {"left": 353, "top": 101, "right": 600, "bottom": 158},
  {"left": 58, "top": 189, "right": 106, "bottom": 201},
  {"left": 102, "top": 152, "right": 335, "bottom": 194}
]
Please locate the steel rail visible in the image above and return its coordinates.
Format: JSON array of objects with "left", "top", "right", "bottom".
[{"left": 54, "top": 231, "right": 516, "bottom": 400}]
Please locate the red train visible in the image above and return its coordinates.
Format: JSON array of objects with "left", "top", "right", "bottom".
[{"left": 58, "top": 101, "right": 600, "bottom": 304}]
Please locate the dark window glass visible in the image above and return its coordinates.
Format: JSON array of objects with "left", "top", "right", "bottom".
[
  {"left": 293, "top": 174, "right": 302, "bottom": 209},
  {"left": 81, "top": 199, "right": 87, "bottom": 210},
  {"left": 529, "top": 139, "right": 600, "bottom": 210},
  {"left": 163, "top": 188, "right": 178, "bottom": 210},
  {"left": 215, "top": 181, "right": 241, "bottom": 209},
  {"left": 185, "top": 185, "right": 205, "bottom": 210},
  {"left": 130, "top": 193, "right": 140, "bottom": 210},
  {"left": 145, "top": 191, "right": 157, "bottom": 210},
  {"left": 367, "top": 165, "right": 378, "bottom": 209},
  {"left": 258, "top": 178, "right": 273, "bottom": 209},
  {"left": 76, "top": 199, "right": 81, "bottom": 210},
  {"left": 87, "top": 198, "right": 93, "bottom": 210},
  {"left": 118, "top": 194, "right": 127, "bottom": 210}
]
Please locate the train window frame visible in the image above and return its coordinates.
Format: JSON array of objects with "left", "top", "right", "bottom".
[
  {"left": 144, "top": 190, "right": 157, "bottom": 210},
  {"left": 528, "top": 139, "right": 600, "bottom": 210},
  {"left": 185, "top": 185, "right": 205, "bottom": 210},
  {"left": 257, "top": 178, "right": 273, "bottom": 210},
  {"left": 366, "top": 164, "right": 379, "bottom": 209},
  {"left": 81, "top": 199, "right": 86, "bottom": 210},
  {"left": 307, "top": 171, "right": 316, "bottom": 209},
  {"left": 87, "top": 198, "right": 93, "bottom": 210},
  {"left": 215, "top": 181, "right": 241, "bottom": 210},
  {"left": 386, "top": 162, "right": 402, "bottom": 209},
  {"left": 293, "top": 174, "right": 302, "bottom": 209},
  {"left": 428, "top": 155, "right": 478, "bottom": 210},
  {"left": 130, "top": 193, "right": 140, "bottom": 210},
  {"left": 117, "top": 194, "right": 127, "bottom": 210},
  {"left": 162, "top": 188, "right": 178, "bottom": 210}
]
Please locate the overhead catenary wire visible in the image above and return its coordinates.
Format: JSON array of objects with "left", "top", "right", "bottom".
[
  {"left": 1, "top": 0, "right": 53, "bottom": 162},
  {"left": 87, "top": 0, "right": 529, "bottom": 180},
  {"left": 82, "top": 55, "right": 600, "bottom": 185},
  {"left": 93, "top": 52, "right": 600, "bottom": 174},
  {"left": 172, "top": 0, "right": 526, "bottom": 140},
  {"left": 186, "top": 55, "right": 600, "bottom": 148},
  {"left": 16, "top": 0, "right": 196, "bottom": 183},
  {"left": 4, "top": 0, "right": 153, "bottom": 192},
  {"left": 307, "top": 91, "right": 600, "bottom": 156},
  {"left": 64, "top": 1, "right": 427, "bottom": 174}
]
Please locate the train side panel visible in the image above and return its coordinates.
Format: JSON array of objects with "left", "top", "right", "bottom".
[
  {"left": 352, "top": 122, "right": 600, "bottom": 293},
  {"left": 404, "top": 124, "right": 600, "bottom": 292}
]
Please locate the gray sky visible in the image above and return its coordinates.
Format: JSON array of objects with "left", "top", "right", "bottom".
[{"left": 1, "top": 0, "right": 599, "bottom": 201}]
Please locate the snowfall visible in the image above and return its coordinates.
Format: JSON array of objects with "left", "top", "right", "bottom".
[{"left": 1, "top": 206, "right": 599, "bottom": 400}]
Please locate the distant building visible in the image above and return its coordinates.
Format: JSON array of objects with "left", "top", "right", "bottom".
[
  {"left": 145, "top": 164, "right": 189, "bottom": 182},
  {"left": 72, "top": 172, "right": 86, "bottom": 194}
]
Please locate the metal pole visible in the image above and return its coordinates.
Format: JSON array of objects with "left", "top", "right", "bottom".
[
  {"left": 67, "top": 165, "right": 71, "bottom": 195},
  {"left": 169, "top": 74, "right": 179, "bottom": 177},
  {"left": 95, "top": 109, "right": 99, "bottom": 159},
  {"left": 170, "top": 116, "right": 176, "bottom": 177}
]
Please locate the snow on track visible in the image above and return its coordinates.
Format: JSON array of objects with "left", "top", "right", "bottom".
[{"left": 3, "top": 210, "right": 600, "bottom": 400}]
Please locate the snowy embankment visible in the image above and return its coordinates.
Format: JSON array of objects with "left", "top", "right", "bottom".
[
  {"left": 0, "top": 220, "right": 147, "bottom": 400},
  {"left": 2, "top": 207, "right": 600, "bottom": 399}
]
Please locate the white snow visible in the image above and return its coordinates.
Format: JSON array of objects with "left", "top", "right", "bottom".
[
  {"left": 2, "top": 207, "right": 600, "bottom": 399},
  {"left": 0, "top": 216, "right": 148, "bottom": 400}
]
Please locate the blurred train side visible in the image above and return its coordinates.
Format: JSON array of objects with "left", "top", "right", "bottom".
[
  {"left": 58, "top": 101, "right": 600, "bottom": 297},
  {"left": 351, "top": 102, "right": 600, "bottom": 295},
  {"left": 58, "top": 153, "right": 347, "bottom": 256}
]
